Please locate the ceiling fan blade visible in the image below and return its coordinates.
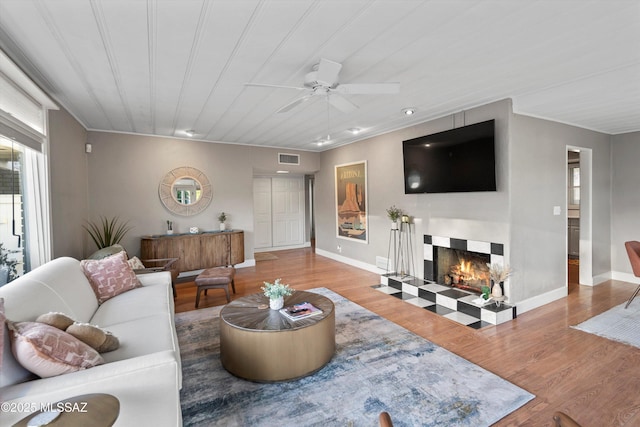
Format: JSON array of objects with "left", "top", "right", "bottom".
[
  {"left": 244, "top": 82, "right": 306, "bottom": 91},
  {"left": 335, "top": 82, "right": 400, "bottom": 95},
  {"left": 327, "top": 94, "right": 358, "bottom": 114},
  {"left": 276, "top": 94, "right": 314, "bottom": 113},
  {"left": 316, "top": 58, "right": 342, "bottom": 86}
]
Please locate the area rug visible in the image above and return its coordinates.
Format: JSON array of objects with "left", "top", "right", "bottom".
[
  {"left": 254, "top": 252, "right": 279, "bottom": 261},
  {"left": 177, "top": 288, "right": 534, "bottom": 426},
  {"left": 573, "top": 301, "right": 640, "bottom": 348}
]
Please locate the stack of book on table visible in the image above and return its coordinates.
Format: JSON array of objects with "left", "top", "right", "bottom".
[{"left": 279, "top": 301, "right": 323, "bottom": 321}]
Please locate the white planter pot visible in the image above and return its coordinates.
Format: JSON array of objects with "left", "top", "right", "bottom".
[
  {"left": 269, "top": 297, "right": 284, "bottom": 310},
  {"left": 220, "top": 222, "right": 226, "bottom": 231}
]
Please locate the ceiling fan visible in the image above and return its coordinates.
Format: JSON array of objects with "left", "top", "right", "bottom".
[{"left": 245, "top": 58, "right": 400, "bottom": 114}]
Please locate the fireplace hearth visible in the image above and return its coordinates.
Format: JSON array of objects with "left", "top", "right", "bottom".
[{"left": 375, "top": 234, "right": 514, "bottom": 327}]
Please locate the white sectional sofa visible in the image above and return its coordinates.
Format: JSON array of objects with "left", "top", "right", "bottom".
[{"left": 0, "top": 257, "right": 182, "bottom": 426}]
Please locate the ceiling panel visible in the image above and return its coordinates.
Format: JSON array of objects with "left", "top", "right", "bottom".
[{"left": 0, "top": 0, "right": 638, "bottom": 152}]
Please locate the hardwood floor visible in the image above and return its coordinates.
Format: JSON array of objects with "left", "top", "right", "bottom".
[{"left": 174, "top": 248, "right": 640, "bottom": 426}]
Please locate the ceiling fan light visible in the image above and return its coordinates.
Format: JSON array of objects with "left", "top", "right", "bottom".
[{"left": 402, "top": 108, "right": 416, "bottom": 116}]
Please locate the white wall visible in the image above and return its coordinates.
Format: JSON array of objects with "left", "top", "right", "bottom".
[{"left": 611, "top": 131, "right": 640, "bottom": 281}]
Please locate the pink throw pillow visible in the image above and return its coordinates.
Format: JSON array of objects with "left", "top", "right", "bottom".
[
  {"left": 81, "top": 251, "right": 142, "bottom": 304},
  {"left": 7, "top": 321, "right": 103, "bottom": 378}
]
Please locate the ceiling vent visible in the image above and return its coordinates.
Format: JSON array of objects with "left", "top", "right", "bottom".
[{"left": 278, "top": 153, "right": 300, "bottom": 165}]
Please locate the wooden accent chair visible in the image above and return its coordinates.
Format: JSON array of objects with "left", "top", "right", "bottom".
[
  {"left": 134, "top": 258, "right": 179, "bottom": 297},
  {"left": 553, "top": 411, "right": 582, "bottom": 427},
  {"left": 379, "top": 411, "right": 393, "bottom": 427},
  {"left": 624, "top": 241, "right": 640, "bottom": 309}
]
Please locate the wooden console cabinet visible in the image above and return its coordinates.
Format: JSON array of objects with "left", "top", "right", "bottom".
[{"left": 140, "top": 230, "right": 244, "bottom": 274}]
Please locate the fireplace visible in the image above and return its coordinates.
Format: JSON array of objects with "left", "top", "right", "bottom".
[
  {"left": 435, "top": 247, "right": 490, "bottom": 293},
  {"left": 424, "top": 235, "right": 505, "bottom": 296}
]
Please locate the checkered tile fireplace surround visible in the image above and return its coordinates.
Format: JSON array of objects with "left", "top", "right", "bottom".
[{"left": 375, "top": 235, "right": 516, "bottom": 329}]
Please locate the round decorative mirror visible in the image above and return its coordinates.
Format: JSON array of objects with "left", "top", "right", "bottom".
[{"left": 159, "top": 166, "right": 212, "bottom": 216}]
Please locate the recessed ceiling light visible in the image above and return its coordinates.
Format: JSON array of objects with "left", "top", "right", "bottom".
[
  {"left": 315, "top": 137, "right": 333, "bottom": 146},
  {"left": 402, "top": 108, "right": 416, "bottom": 116},
  {"left": 347, "top": 128, "right": 362, "bottom": 135},
  {"left": 185, "top": 129, "right": 195, "bottom": 137},
  {"left": 276, "top": 170, "right": 290, "bottom": 174}
]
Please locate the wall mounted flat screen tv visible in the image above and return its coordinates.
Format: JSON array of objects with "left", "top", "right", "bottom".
[{"left": 402, "top": 119, "right": 496, "bottom": 194}]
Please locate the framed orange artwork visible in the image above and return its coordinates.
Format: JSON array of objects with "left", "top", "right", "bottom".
[{"left": 335, "top": 161, "right": 368, "bottom": 243}]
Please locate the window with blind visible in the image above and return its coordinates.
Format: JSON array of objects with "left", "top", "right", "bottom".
[{"left": 0, "top": 50, "right": 57, "bottom": 281}]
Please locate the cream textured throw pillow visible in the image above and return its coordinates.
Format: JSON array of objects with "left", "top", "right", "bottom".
[
  {"left": 81, "top": 251, "right": 142, "bottom": 304},
  {"left": 127, "top": 256, "right": 146, "bottom": 270},
  {"left": 7, "top": 321, "right": 103, "bottom": 378}
]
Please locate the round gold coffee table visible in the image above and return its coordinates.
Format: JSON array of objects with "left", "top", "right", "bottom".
[{"left": 219, "top": 290, "right": 335, "bottom": 382}]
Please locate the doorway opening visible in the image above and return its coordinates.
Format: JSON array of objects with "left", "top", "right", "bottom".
[
  {"left": 567, "top": 146, "right": 593, "bottom": 291},
  {"left": 567, "top": 149, "right": 580, "bottom": 291}
]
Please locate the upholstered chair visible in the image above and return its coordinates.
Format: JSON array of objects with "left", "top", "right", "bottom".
[
  {"left": 553, "top": 411, "right": 582, "bottom": 427},
  {"left": 624, "top": 241, "right": 640, "bottom": 309},
  {"left": 379, "top": 411, "right": 393, "bottom": 427}
]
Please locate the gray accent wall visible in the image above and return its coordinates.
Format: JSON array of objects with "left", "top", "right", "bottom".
[
  {"left": 84, "top": 132, "right": 319, "bottom": 259},
  {"left": 48, "top": 107, "right": 89, "bottom": 260},
  {"left": 509, "top": 114, "right": 611, "bottom": 302},
  {"left": 316, "top": 99, "right": 511, "bottom": 285},
  {"left": 316, "top": 99, "right": 614, "bottom": 306}
]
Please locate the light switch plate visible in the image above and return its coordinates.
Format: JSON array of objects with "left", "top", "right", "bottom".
[{"left": 553, "top": 206, "right": 561, "bottom": 215}]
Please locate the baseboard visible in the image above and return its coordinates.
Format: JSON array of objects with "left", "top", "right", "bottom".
[
  {"left": 315, "top": 249, "right": 383, "bottom": 275},
  {"left": 254, "top": 242, "right": 311, "bottom": 253},
  {"left": 515, "top": 286, "right": 567, "bottom": 314},
  {"left": 611, "top": 271, "right": 640, "bottom": 284},
  {"left": 314, "top": 250, "right": 617, "bottom": 315},
  {"left": 592, "top": 271, "right": 612, "bottom": 285},
  {"left": 236, "top": 259, "right": 256, "bottom": 269}
]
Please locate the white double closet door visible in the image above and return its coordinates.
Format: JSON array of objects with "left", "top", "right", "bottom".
[{"left": 253, "top": 176, "right": 305, "bottom": 249}]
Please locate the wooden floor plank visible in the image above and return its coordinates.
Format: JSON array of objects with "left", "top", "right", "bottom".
[{"left": 174, "top": 247, "right": 639, "bottom": 426}]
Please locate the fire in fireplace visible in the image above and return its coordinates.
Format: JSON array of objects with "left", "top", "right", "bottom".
[{"left": 435, "top": 247, "right": 490, "bottom": 294}]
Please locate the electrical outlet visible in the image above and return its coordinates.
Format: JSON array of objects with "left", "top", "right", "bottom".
[{"left": 337, "top": 245, "right": 342, "bottom": 253}]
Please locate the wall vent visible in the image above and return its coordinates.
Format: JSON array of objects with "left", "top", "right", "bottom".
[{"left": 278, "top": 153, "right": 300, "bottom": 165}]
